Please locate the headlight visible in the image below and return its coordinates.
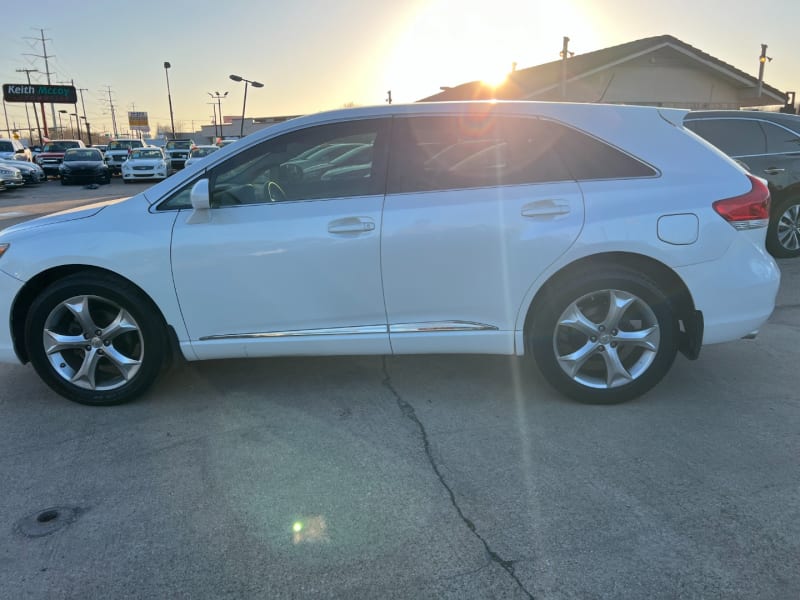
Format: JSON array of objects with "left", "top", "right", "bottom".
[{"left": 0, "top": 169, "right": 14, "bottom": 176}]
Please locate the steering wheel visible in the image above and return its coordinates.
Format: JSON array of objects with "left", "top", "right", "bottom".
[{"left": 265, "top": 180, "right": 287, "bottom": 202}]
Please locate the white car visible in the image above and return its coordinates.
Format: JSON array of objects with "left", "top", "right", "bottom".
[
  {"left": 184, "top": 145, "right": 220, "bottom": 168},
  {"left": 0, "top": 163, "right": 24, "bottom": 188},
  {"left": 0, "top": 101, "right": 780, "bottom": 406},
  {"left": 121, "top": 147, "right": 169, "bottom": 183}
]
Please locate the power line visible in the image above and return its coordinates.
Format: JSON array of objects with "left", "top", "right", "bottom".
[{"left": 22, "top": 28, "right": 58, "bottom": 136}]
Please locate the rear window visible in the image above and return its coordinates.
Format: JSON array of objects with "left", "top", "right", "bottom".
[{"left": 64, "top": 149, "right": 102, "bottom": 161}]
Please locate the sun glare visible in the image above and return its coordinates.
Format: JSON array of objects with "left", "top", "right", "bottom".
[{"left": 384, "top": 0, "right": 602, "bottom": 102}]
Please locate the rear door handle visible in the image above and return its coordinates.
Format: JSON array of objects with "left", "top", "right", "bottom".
[
  {"left": 521, "top": 200, "right": 571, "bottom": 218},
  {"left": 328, "top": 217, "right": 376, "bottom": 234},
  {"left": 763, "top": 167, "right": 785, "bottom": 175}
]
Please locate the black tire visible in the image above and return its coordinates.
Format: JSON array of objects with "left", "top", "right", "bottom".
[
  {"left": 766, "top": 196, "right": 800, "bottom": 258},
  {"left": 24, "top": 273, "right": 167, "bottom": 406},
  {"left": 60, "top": 178, "right": 67, "bottom": 186},
  {"left": 528, "top": 267, "right": 679, "bottom": 404},
  {"left": 123, "top": 179, "right": 131, "bottom": 184}
]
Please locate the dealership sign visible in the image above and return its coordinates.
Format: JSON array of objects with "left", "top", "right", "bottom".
[
  {"left": 128, "top": 111, "right": 150, "bottom": 132},
  {"left": 2, "top": 83, "right": 78, "bottom": 104}
]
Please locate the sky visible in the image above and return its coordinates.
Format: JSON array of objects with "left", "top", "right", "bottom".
[{"left": 2, "top": 0, "right": 799, "bottom": 138}]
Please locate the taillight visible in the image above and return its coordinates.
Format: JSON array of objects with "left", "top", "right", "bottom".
[{"left": 712, "top": 175, "right": 770, "bottom": 230}]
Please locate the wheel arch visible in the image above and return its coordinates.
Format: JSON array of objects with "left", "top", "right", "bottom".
[
  {"left": 11, "top": 264, "right": 180, "bottom": 364},
  {"left": 522, "top": 252, "right": 701, "bottom": 359}
]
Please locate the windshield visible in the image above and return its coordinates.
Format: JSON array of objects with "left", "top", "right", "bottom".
[
  {"left": 166, "top": 141, "right": 193, "bottom": 150},
  {"left": 130, "top": 149, "right": 164, "bottom": 160}
]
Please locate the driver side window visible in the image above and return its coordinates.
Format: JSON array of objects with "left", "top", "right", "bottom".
[{"left": 207, "top": 119, "right": 389, "bottom": 207}]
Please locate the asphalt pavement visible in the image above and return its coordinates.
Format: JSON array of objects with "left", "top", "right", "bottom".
[{"left": 0, "top": 180, "right": 798, "bottom": 599}]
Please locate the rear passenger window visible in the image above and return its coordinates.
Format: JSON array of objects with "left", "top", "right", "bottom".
[
  {"left": 387, "top": 115, "right": 655, "bottom": 194},
  {"left": 685, "top": 119, "right": 766, "bottom": 156},
  {"left": 387, "top": 116, "right": 572, "bottom": 193}
]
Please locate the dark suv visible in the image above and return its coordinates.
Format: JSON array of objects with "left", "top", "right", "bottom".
[{"left": 684, "top": 111, "right": 800, "bottom": 258}]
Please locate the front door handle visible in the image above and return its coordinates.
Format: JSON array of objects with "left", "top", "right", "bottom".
[
  {"left": 521, "top": 200, "right": 571, "bottom": 218},
  {"left": 764, "top": 167, "right": 785, "bottom": 175},
  {"left": 328, "top": 217, "right": 376, "bottom": 234}
]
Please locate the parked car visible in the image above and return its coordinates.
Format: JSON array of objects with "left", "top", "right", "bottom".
[
  {"left": 58, "top": 148, "right": 110, "bottom": 185},
  {"left": 164, "top": 139, "right": 194, "bottom": 170},
  {"left": 184, "top": 144, "right": 220, "bottom": 168},
  {"left": 104, "top": 139, "right": 145, "bottom": 175},
  {"left": 0, "top": 163, "right": 24, "bottom": 189},
  {"left": 0, "top": 138, "right": 31, "bottom": 161},
  {"left": 121, "top": 147, "right": 169, "bottom": 182},
  {"left": 35, "top": 140, "right": 86, "bottom": 177},
  {"left": 0, "top": 159, "right": 45, "bottom": 185},
  {"left": 684, "top": 110, "right": 800, "bottom": 258},
  {"left": 0, "top": 101, "right": 779, "bottom": 407}
]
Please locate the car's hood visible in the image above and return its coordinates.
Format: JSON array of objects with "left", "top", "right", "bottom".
[
  {"left": 0, "top": 197, "right": 130, "bottom": 235},
  {"left": 124, "top": 159, "right": 164, "bottom": 167}
]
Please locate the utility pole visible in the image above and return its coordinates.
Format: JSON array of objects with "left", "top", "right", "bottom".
[
  {"left": 24, "top": 29, "right": 58, "bottom": 135},
  {"left": 560, "top": 36, "right": 574, "bottom": 100},
  {"left": 16, "top": 68, "right": 41, "bottom": 144},
  {"left": 386, "top": 90, "right": 392, "bottom": 104},
  {"left": 104, "top": 86, "right": 119, "bottom": 137},
  {"left": 76, "top": 86, "right": 92, "bottom": 144},
  {"left": 756, "top": 44, "right": 771, "bottom": 98}
]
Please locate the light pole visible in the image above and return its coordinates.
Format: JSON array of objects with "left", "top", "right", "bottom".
[
  {"left": 164, "top": 61, "right": 176, "bottom": 139},
  {"left": 208, "top": 91, "right": 228, "bottom": 139},
  {"left": 70, "top": 113, "right": 81, "bottom": 142},
  {"left": 229, "top": 74, "right": 263, "bottom": 137},
  {"left": 58, "top": 109, "right": 67, "bottom": 138},
  {"left": 207, "top": 102, "right": 218, "bottom": 139}
]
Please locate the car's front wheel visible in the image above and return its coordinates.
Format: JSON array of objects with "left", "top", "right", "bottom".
[
  {"left": 25, "top": 273, "right": 167, "bottom": 406},
  {"left": 767, "top": 196, "right": 800, "bottom": 258},
  {"left": 528, "top": 268, "right": 679, "bottom": 404}
]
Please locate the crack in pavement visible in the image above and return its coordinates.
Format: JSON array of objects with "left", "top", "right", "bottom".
[{"left": 382, "top": 357, "right": 535, "bottom": 599}]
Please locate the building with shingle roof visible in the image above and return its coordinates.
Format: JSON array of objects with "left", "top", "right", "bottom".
[{"left": 420, "top": 35, "right": 788, "bottom": 109}]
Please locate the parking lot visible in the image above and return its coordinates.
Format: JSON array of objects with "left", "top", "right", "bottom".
[{"left": 1, "top": 179, "right": 798, "bottom": 599}]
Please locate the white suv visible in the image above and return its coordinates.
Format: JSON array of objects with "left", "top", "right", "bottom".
[{"left": 0, "top": 101, "right": 780, "bottom": 406}]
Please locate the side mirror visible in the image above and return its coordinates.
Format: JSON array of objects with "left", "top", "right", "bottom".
[{"left": 186, "top": 179, "right": 211, "bottom": 224}]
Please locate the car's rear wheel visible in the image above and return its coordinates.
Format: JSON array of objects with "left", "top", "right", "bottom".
[
  {"left": 25, "top": 273, "right": 167, "bottom": 406},
  {"left": 767, "top": 196, "right": 800, "bottom": 258},
  {"left": 529, "top": 268, "right": 679, "bottom": 404}
]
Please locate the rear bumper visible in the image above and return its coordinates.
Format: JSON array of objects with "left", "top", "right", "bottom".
[{"left": 675, "top": 236, "right": 780, "bottom": 345}]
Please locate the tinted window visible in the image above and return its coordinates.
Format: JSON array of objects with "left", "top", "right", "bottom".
[
  {"left": 760, "top": 121, "right": 800, "bottom": 154},
  {"left": 388, "top": 116, "right": 572, "bottom": 194},
  {"left": 0, "top": 141, "right": 13, "bottom": 152},
  {"left": 551, "top": 123, "right": 658, "bottom": 180},
  {"left": 685, "top": 119, "right": 766, "bottom": 156},
  {"left": 158, "top": 119, "right": 389, "bottom": 210}
]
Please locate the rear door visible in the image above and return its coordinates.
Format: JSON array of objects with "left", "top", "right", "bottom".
[{"left": 380, "top": 114, "right": 585, "bottom": 355}]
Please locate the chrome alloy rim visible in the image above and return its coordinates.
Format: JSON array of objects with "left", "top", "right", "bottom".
[
  {"left": 42, "top": 295, "right": 143, "bottom": 391},
  {"left": 553, "top": 289, "right": 660, "bottom": 389},
  {"left": 776, "top": 202, "right": 800, "bottom": 252}
]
